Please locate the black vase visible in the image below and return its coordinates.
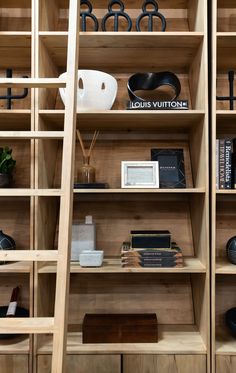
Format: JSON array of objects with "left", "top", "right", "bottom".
[
  {"left": 226, "top": 236, "right": 236, "bottom": 264},
  {"left": 0, "top": 173, "right": 11, "bottom": 188},
  {"left": 0, "top": 230, "right": 16, "bottom": 265}
]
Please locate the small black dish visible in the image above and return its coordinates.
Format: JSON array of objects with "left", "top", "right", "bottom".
[
  {"left": 0, "top": 306, "right": 29, "bottom": 339},
  {"left": 225, "top": 308, "right": 236, "bottom": 336}
]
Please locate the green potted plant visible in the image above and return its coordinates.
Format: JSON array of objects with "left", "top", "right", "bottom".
[{"left": 0, "top": 147, "right": 16, "bottom": 187}]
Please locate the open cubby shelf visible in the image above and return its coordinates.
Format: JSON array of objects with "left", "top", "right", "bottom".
[
  {"left": 0, "top": 0, "right": 209, "bottom": 372},
  {"left": 212, "top": 1, "right": 236, "bottom": 373}
]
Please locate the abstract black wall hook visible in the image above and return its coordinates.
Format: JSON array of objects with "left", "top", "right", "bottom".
[
  {"left": 0, "top": 69, "right": 28, "bottom": 110},
  {"left": 80, "top": 0, "right": 99, "bottom": 31},
  {"left": 102, "top": 0, "right": 132, "bottom": 32},
  {"left": 136, "top": 0, "right": 166, "bottom": 32},
  {"left": 217, "top": 70, "right": 236, "bottom": 110}
]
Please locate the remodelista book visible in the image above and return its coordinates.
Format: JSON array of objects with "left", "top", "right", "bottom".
[{"left": 127, "top": 100, "right": 189, "bottom": 110}]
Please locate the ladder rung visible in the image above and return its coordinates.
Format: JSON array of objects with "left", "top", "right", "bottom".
[
  {"left": 0, "top": 78, "right": 66, "bottom": 88},
  {"left": 0, "top": 250, "right": 59, "bottom": 262},
  {"left": 0, "top": 131, "right": 64, "bottom": 139},
  {"left": 0, "top": 189, "right": 62, "bottom": 197},
  {"left": 0, "top": 317, "right": 54, "bottom": 334}
]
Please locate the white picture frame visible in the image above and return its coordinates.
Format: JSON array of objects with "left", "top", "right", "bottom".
[{"left": 121, "top": 161, "right": 159, "bottom": 188}]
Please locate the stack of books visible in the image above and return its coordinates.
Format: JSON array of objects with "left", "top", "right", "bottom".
[
  {"left": 121, "top": 230, "right": 184, "bottom": 268},
  {"left": 216, "top": 138, "right": 235, "bottom": 189}
]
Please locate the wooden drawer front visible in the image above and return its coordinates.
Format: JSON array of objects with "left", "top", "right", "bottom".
[
  {"left": 123, "top": 354, "right": 206, "bottom": 373},
  {"left": 37, "top": 354, "right": 120, "bottom": 373},
  {"left": 216, "top": 355, "right": 236, "bottom": 373},
  {"left": 0, "top": 355, "right": 28, "bottom": 373}
]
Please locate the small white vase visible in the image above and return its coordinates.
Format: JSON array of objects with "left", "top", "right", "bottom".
[{"left": 59, "top": 70, "right": 118, "bottom": 111}]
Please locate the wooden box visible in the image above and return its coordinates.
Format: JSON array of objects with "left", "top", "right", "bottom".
[{"left": 82, "top": 314, "right": 158, "bottom": 344}]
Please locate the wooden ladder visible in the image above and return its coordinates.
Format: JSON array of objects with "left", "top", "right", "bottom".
[{"left": 0, "top": 1, "right": 80, "bottom": 372}]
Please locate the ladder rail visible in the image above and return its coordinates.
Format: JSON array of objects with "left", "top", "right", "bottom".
[{"left": 51, "top": 1, "right": 80, "bottom": 372}]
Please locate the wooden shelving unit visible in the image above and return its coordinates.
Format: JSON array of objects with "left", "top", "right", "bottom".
[
  {"left": 212, "top": 1, "right": 236, "bottom": 373},
  {"left": 0, "top": 0, "right": 209, "bottom": 372}
]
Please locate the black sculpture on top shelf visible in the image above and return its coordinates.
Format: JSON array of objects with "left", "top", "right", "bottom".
[
  {"left": 217, "top": 70, "right": 236, "bottom": 110},
  {"left": 0, "top": 69, "right": 28, "bottom": 110},
  {"left": 80, "top": 0, "right": 99, "bottom": 31},
  {"left": 102, "top": 0, "right": 132, "bottom": 31},
  {"left": 136, "top": 0, "right": 166, "bottom": 32}
]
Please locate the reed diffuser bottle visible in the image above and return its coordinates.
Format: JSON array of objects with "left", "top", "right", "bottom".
[{"left": 77, "top": 129, "right": 99, "bottom": 184}]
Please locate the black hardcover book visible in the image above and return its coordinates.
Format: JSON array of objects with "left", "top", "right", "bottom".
[
  {"left": 151, "top": 149, "right": 186, "bottom": 188},
  {"left": 225, "top": 140, "right": 232, "bottom": 189},
  {"left": 232, "top": 139, "right": 236, "bottom": 189},
  {"left": 131, "top": 230, "right": 171, "bottom": 249},
  {"left": 127, "top": 100, "right": 189, "bottom": 110}
]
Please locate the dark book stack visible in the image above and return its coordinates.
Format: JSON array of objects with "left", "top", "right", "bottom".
[
  {"left": 216, "top": 139, "right": 234, "bottom": 189},
  {"left": 121, "top": 231, "right": 184, "bottom": 268}
]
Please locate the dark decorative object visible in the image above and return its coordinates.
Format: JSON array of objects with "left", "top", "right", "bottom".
[
  {"left": 136, "top": 0, "right": 166, "bottom": 32},
  {"left": 80, "top": 0, "right": 99, "bottom": 31},
  {"left": 0, "top": 306, "right": 29, "bottom": 339},
  {"left": 0, "top": 147, "right": 16, "bottom": 188},
  {"left": 217, "top": 71, "right": 236, "bottom": 110},
  {"left": 74, "top": 182, "right": 109, "bottom": 189},
  {"left": 0, "top": 230, "right": 16, "bottom": 265},
  {"left": 151, "top": 149, "right": 186, "bottom": 188},
  {"left": 226, "top": 308, "right": 236, "bottom": 337},
  {"left": 0, "top": 69, "right": 28, "bottom": 109},
  {"left": 127, "top": 72, "right": 181, "bottom": 102},
  {"left": 102, "top": 0, "right": 132, "bottom": 31},
  {"left": 83, "top": 314, "right": 158, "bottom": 343},
  {"left": 131, "top": 230, "right": 171, "bottom": 249},
  {"left": 226, "top": 236, "right": 236, "bottom": 264}
]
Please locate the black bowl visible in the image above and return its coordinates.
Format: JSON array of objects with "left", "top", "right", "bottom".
[
  {"left": 0, "top": 306, "right": 29, "bottom": 339},
  {"left": 226, "top": 308, "right": 236, "bottom": 336}
]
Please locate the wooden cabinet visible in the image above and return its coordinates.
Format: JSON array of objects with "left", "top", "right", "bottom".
[
  {"left": 216, "top": 355, "right": 236, "bottom": 373},
  {"left": 123, "top": 355, "right": 206, "bottom": 373},
  {"left": 0, "top": 355, "right": 28, "bottom": 373},
  {"left": 37, "top": 355, "right": 120, "bottom": 373}
]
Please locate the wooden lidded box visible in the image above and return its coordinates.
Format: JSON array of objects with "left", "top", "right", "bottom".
[{"left": 82, "top": 314, "right": 158, "bottom": 343}]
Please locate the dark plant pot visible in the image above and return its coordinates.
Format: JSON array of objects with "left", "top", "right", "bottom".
[
  {"left": 0, "top": 230, "right": 16, "bottom": 265},
  {"left": 226, "top": 236, "right": 236, "bottom": 264},
  {"left": 0, "top": 173, "right": 11, "bottom": 188},
  {"left": 226, "top": 308, "right": 236, "bottom": 337}
]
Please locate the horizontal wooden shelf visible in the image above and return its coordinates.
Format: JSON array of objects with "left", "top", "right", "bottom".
[
  {"left": 39, "top": 32, "right": 203, "bottom": 71},
  {"left": 73, "top": 188, "right": 205, "bottom": 194},
  {"left": 38, "top": 257, "right": 206, "bottom": 274},
  {"left": 216, "top": 258, "right": 236, "bottom": 274},
  {"left": 40, "top": 110, "right": 205, "bottom": 131},
  {"left": 0, "top": 261, "right": 32, "bottom": 273},
  {"left": 216, "top": 190, "right": 236, "bottom": 195},
  {"left": 37, "top": 325, "right": 206, "bottom": 355},
  {"left": 0, "top": 336, "right": 30, "bottom": 354},
  {"left": 0, "top": 317, "right": 54, "bottom": 334},
  {"left": 216, "top": 328, "right": 236, "bottom": 355}
]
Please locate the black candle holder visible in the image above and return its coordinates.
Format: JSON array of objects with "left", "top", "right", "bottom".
[
  {"left": 80, "top": 0, "right": 99, "bottom": 31},
  {"left": 217, "top": 70, "right": 236, "bottom": 110},
  {"left": 0, "top": 69, "right": 28, "bottom": 110},
  {"left": 102, "top": 0, "right": 132, "bottom": 32},
  {"left": 136, "top": 0, "right": 166, "bottom": 32}
]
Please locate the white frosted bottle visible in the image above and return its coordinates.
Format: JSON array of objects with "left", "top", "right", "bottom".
[{"left": 71, "top": 216, "right": 96, "bottom": 261}]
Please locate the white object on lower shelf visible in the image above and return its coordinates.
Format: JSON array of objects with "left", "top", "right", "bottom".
[{"left": 79, "top": 250, "right": 104, "bottom": 267}]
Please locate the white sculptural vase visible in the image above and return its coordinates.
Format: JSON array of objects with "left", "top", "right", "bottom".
[{"left": 59, "top": 70, "right": 118, "bottom": 111}]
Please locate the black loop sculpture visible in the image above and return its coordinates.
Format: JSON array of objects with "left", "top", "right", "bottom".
[
  {"left": 80, "top": 0, "right": 99, "bottom": 31},
  {"left": 136, "top": 0, "right": 166, "bottom": 32},
  {"left": 127, "top": 72, "right": 181, "bottom": 102},
  {"left": 102, "top": 0, "right": 132, "bottom": 32},
  {"left": 0, "top": 69, "right": 28, "bottom": 110},
  {"left": 217, "top": 70, "right": 236, "bottom": 110}
]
